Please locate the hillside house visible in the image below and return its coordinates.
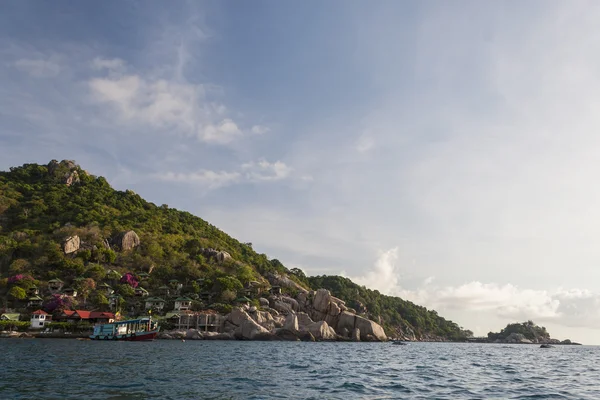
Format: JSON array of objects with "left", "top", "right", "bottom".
[
  {"left": 27, "top": 286, "right": 39, "bottom": 296},
  {"left": 48, "top": 279, "right": 64, "bottom": 293},
  {"left": 134, "top": 287, "right": 149, "bottom": 297},
  {"left": 30, "top": 310, "right": 51, "bottom": 329},
  {"left": 108, "top": 294, "right": 121, "bottom": 311},
  {"left": 99, "top": 283, "right": 114, "bottom": 295},
  {"left": 27, "top": 295, "right": 43, "bottom": 308},
  {"left": 62, "top": 288, "right": 78, "bottom": 297},
  {"left": 144, "top": 297, "right": 165, "bottom": 311},
  {"left": 0, "top": 313, "right": 20, "bottom": 321},
  {"left": 174, "top": 297, "right": 192, "bottom": 311}
]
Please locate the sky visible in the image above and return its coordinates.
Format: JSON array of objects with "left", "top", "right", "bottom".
[{"left": 2, "top": 1, "right": 600, "bottom": 344}]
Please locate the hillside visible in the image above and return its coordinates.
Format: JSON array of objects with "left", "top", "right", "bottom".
[{"left": 0, "top": 160, "right": 471, "bottom": 340}]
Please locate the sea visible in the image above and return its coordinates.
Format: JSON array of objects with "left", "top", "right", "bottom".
[{"left": 0, "top": 340, "right": 598, "bottom": 399}]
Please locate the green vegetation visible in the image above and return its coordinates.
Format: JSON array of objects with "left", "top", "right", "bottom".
[
  {"left": 0, "top": 160, "right": 470, "bottom": 340},
  {"left": 487, "top": 320, "right": 550, "bottom": 342}
]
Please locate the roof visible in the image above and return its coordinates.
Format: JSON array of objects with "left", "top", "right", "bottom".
[
  {"left": 28, "top": 296, "right": 43, "bottom": 301},
  {"left": 135, "top": 287, "right": 149, "bottom": 292},
  {"left": 48, "top": 278, "right": 64, "bottom": 283},
  {"left": 158, "top": 285, "right": 170, "bottom": 290},
  {"left": 175, "top": 297, "right": 192, "bottom": 302},
  {"left": 165, "top": 312, "right": 181, "bottom": 319},
  {"left": 32, "top": 310, "right": 49, "bottom": 315},
  {"left": 0, "top": 313, "right": 20, "bottom": 321},
  {"left": 235, "top": 297, "right": 251, "bottom": 302},
  {"left": 61, "top": 310, "right": 76, "bottom": 317},
  {"left": 99, "top": 283, "right": 112, "bottom": 288},
  {"left": 145, "top": 297, "right": 165, "bottom": 302},
  {"left": 90, "top": 311, "right": 115, "bottom": 319},
  {"left": 71, "top": 310, "right": 91, "bottom": 319},
  {"left": 169, "top": 279, "right": 179, "bottom": 283}
]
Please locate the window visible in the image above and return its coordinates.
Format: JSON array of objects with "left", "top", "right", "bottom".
[{"left": 39, "top": 322, "right": 43, "bottom": 326}]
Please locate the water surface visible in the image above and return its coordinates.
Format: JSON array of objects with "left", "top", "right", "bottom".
[{"left": 1, "top": 340, "right": 597, "bottom": 399}]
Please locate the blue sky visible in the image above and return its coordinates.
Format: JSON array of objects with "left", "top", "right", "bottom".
[{"left": 3, "top": 1, "right": 600, "bottom": 343}]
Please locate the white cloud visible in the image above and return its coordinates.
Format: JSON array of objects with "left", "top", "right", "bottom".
[
  {"left": 91, "top": 57, "right": 125, "bottom": 71},
  {"left": 14, "top": 58, "right": 60, "bottom": 77},
  {"left": 355, "top": 132, "right": 374, "bottom": 153},
  {"left": 199, "top": 118, "right": 242, "bottom": 144},
  {"left": 154, "top": 170, "right": 241, "bottom": 189},
  {"left": 154, "top": 158, "right": 295, "bottom": 188},
  {"left": 88, "top": 60, "right": 259, "bottom": 144},
  {"left": 251, "top": 125, "right": 270, "bottom": 135},
  {"left": 351, "top": 247, "right": 600, "bottom": 334},
  {"left": 242, "top": 159, "right": 293, "bottom": 182},
  {"left": 350, "top": 247, "right": 400, "bottom": 294}
]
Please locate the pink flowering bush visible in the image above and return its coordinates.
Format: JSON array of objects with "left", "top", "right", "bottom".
[{"left": 119, "top": 272, "right": 139, "bottom": 288}]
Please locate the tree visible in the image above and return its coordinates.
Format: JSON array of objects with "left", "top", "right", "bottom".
[
  {"left": 76, "top": 278, "right": 96, "bottom": 305},
  {"left": 8, "top": 286, "right": 26, "bottom": 300}
]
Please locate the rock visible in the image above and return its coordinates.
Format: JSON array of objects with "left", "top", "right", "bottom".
[
  {"left": 112, "top": 230, "right": 140, "bottom": 251},
  {"left": 253, "top": 332, "right": 281, "bottom": 341},
  {"left": 284, "top": 313, "right": 299, "bottom": 331},
  {"left": 237, "top": 319, "right": 269, "bottom": 340},
  {"left": 503, "top": 332, "right": 532, "bottom": 344},
  {"left": 340, "top": 327, "right": 350, "bottom": 338},
  {"left": 158, "top": 333, "right": 173, "bottom": 340},
  {"left": 296, "top": 330, "right": 316, "bottom": 342},
  {"left": 228, "top": 308, "right": 251, "bottom": 326},
  {"left": 280, "top": 296, "right": 299, "bottom": 311},
  {"left": 204, "top": 332, "right": 235, "bottom": 340},
  {"left": 186, "top": 329, "right": 203, "bottom": 340},
  {"left": 296, "top": 312, "right": 314, "bottom": 331},
  {"left": 64, "top": 170, "right": 80, "bottom": 186},
  {"left": 201, "top": 248, "right": 232, "bottom": 263},
  {"left": 266, "top": 272, "right": 308, "bottom": 293},
  {"left": 307, "top": 321, "right": 337, "bottom": 341},
  {"left": 63, "top": 235, "right": 81, "bottom": 254},
  {"left": 259, "top": 297, "right": 270, "bottom": 307},
  {"left": 352, "top": 328, "right": 361, "bottom": 342},
  {"left": 273, "top": 301, "right": 294, "bottom": 315},
  {"left": 336, "top": 312, "right": 387, "bottom": 341},
  {"left": 275, "top": 328, "right": 300, "bottom": 341},
  {"left": 313, "top": 289, "right": 331, "bottom": 313}
]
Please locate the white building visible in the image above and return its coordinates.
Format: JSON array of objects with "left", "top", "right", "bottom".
[
  {"left": 30, "top": 310, "right": 51, "bottom": 329},
  {"left": 174, "top": 297, "right": 192, "bottom": 311}
]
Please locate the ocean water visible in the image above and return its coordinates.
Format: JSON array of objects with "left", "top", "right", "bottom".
[{"left": 0, "top": 340, "right": 598, "bottom": 399}]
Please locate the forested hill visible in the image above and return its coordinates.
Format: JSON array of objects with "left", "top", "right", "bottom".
[{"left": 0, "top": 160, "right": 470, "bottom": 340}]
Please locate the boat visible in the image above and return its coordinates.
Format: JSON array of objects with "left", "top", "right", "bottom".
[{"left": 89, "top": 317, "right": 159, "bottom": 341}]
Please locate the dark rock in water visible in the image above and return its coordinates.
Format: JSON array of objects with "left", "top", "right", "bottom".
[
  {"left": 275, "top": 328, "right": 300, "bottom": 341},
  {"left": 392, "top": 340, "right": 407, "bottom": 345},
  {"left": 540, "top": 344, "right": 554, "bottom": 348}
]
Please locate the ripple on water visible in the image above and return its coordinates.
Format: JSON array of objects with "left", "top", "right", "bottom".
[{"left": 1, "top": 341, "right": 599, "bottom": 399}]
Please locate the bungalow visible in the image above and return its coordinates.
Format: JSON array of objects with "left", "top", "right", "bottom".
[
  {"left": 134, "top": 287, "right": 149, "bottom": 297},
  {"left": 30, "top": 310, "right": 52, "bottom": 329},
  {"left": 158, "top": 286, "right": 170, "bottom": 297},
  {"left": 137, "top": 272, "right": 150, "bottom": 280},
  {"left": 108, "top": 294, "right": 121, "bottom": 311},
  {"left": 62, "top": 288, "right": 78, "bottom": 297},
  {"left": 89, "top": 311, "right": 115, "bottom": 324},
  {"left": 174, "top": 297, "right": 192, "bottom": 311},
  {"left": 27, "top": 295, "right": 43, "bottom": 308},
  {"left": 243, "top": 281, "right": 263, "bottom": 297},
  {"left": 55, "top": 310, "right": 91, "bottom": 323},
  {"left": 144, "top": 297, "right": 165, "bottom": 311},
  {"left": 99, "top": 283, "right": 114, "bottom": 295},
  {"left": 27, "top": 286, "right": 39, "bottom": 296},
  {"left": 0, "top": 313, "right": 20, "bottom": 321},
  {"left": 48, "top": 278, "right": 64, "bottom": 293}
]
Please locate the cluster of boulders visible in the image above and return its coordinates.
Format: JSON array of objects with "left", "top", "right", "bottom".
[
  {"left": 200, "top": 248, "right": 232, "bottom": 263},
  {"left": 62, "top": 230, "right": 140, "bottom": 254},
  {"left": 159, "top": 288, "right": 388, "bottom": 342}
]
